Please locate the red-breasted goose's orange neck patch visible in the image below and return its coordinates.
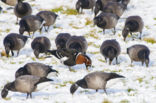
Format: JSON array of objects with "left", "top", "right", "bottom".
[{"left": 76, "top": 54, "right": 86, "bottom": 64}]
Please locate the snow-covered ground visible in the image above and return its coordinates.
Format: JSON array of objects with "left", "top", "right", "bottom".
[{"left": 0, "top": 0, "right": 156, "bottom": 103}]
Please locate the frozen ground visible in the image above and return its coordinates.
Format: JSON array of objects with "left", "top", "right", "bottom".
[{"left": 0, "top": 0, "right": 156, "bottom": 103}]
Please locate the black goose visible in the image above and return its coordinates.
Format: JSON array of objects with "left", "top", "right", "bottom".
[
  {"left": 100, "top": 39, "right": 121, "bottom": 65},
  {"left": 127, "top": 44, "right": 150, "bottom": 67},
  {"left": 55, "top": 33, "right": 71, "bottom": 49},
  {"left": 1, "top": 75, "right": 53, "bottom": 99},
  {"left": 70, "top": 71, "right": 125, "bottom": 94},
  {"left": 76, "top": 0, "right": 95, "bottom": 13},
  {"left": 15, "top": 62, "right": 58, "bottom": 78},
  {"left": 94, "top": 12, "right": 119, "bottom": 34},
  {"left": 3, "top": 33, "right": 28, "bottom": 57},
  {"left": 14, "top": 0, "right": 32, "bottom": 24},
  {"left": 31, "top": 36, "right": 51, "bottom": 58},
  {"left": 122, "top": 16, "right": 144, "bottom": 41},
  {"left": 66, "top": 36, "right": 88, "bottom": 54}
]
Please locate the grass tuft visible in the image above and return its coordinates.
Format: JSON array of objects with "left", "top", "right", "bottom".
[
  {"left": 85, "top": 18, "right": 92, "bottom": 25},
  {"left": 120, "top": 99, "right": 130, "bottom": 103},
  {"left": 51, "top": 7, "right": 78, "bottom": 15},
  {"left": 51, "top": 7, "right": 64, "bottom": 12},
  {"left": 63, "top": 8, "right": 78, "bottom": 15},
  {"left": 127, "top": 88, "right": 135, "bottom": 92},
  {"left": 143, "top": 38, "right": 156, "bottom": 44},
  {"left": 102, "top": 99, "right": 112, "bottom": 103},
  {"left": 98, "top": 59, "right": 105, "bottom": 63},
  {"left": 88, "top": 51, "right": 99, "bottom": 54},
  {"left": 137, "top": 78, "right": 143, "bottom": 83},
  {"left": 145, "top": 25, "right": 150, "bottom": 29},
  {"left": 5, "top": 29, "right": 10, "bottom": 33},
  {"left": 84, "top": 30, "right": 99, "bottom": 39}
]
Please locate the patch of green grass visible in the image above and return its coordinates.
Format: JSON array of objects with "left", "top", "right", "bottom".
[
  {"left": 84, "top": 31, "right": 99, "bottom": 39},
  {"left": 31, "top": 57, "right": 36, "bottom": 61},
  {"left": 151, "top": 76, "right": 155, "bottom": 80},
  {"left": 51, "top": 7, "right": 64, "bottom": 12},
  {"left": 80, "top": 90, "right": 90, "bottom": 93},
  {"left": 145, "top": 25, "right": 150, "bottom": 29},
  {"left": 57, "top": 81, "right": 74, "bottom": 88},
  {"left": 88, "top": 42, "right": 94, "bottom": 46},
  {"left": 59, "top": 84, "right": 66, "bottom": 87},
  {"left": 31, "top": 4, "right": 36, "bottom": 7},
  {"left": 10, "top": 61, "right": 16, "bottom": 64},
  {"left": 63, "top": 8, "right": 78, "bottom": 15},
  {"left": 88, "top": 42, "right": 100, "bottom": 48},
  {"left": 143, "top": 38, "right": 156, "bottom": 44},
  {"left": 111, "top": 69, "right": 122, "bottom": 72},
  {"left": 53, "top": 25, "right": 57, "bottom": 29},
  {"left": 43, "top": 97, "right": 49, "bottom": 100},
  {"left": 4, "top": 97, "right": 11, "bottom": 100},
  {"left": 38, "top": 57, "right": 46, "bottom": 61},
  {"left": 69, "top": 69, "right": 77, "bottom": 72},
  {"left": 85, "top": 18, "right": 92, "bottom": 25},
  {"left": 120, "top": 99, "right": 130, "bottom": 103},
  {"left": 128, "top": 64, "right": 134, "bottom": 67},
  {"left": 102, "top": 99, "right": 112, "bottom": 103},
  {"left": 19, "top": 61, "right": 24, "bottom": 64},
  {"left": 118, "top": 33, "right": 121, "bottom": 37},
  {"left": 93, "top": 44, "right": 100, "bottom": 48},
  {"left": 51, "top": 60, "right": 58, "bottom": 64},
  {"left": 98, "top": 59, "right": 105, "bottom": 63},
  {"left": 98, "top": 30, "right": 103, "bottom": 33},
  {"left": 5, "top": 29, "right": 11, "bottom": 33},
  {"left": 69, "top": 23, "right": 83, "bottom": 29},
  {"left": 137, "top": 77, "right": 143, "bottom": 83},
  {"left": 3, "top": 11, "right": 8, "bottom": 13},
  {"left": 88, "top": 51, "right": 99, "bottom": 54},
  {"left": 55, "top": 86, "right": 59, "bottom": 89},
  {"left": 51, "top": 7, "right": 78, "bottom": 15},
  {"left": 127, "top": 88, "right": 135, "bottom": 92},
  {"left": 63, "top": 81, "right": 74, "bottom": 85}
]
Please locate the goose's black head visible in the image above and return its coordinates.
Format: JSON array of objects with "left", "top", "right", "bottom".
[
  {"left": 19, "top": 19, "right": 29, "bottom": 35},
  {"left": 0, "top": 6, "right": 2, "bottom": 12},
  {"left": 70, "top": 78, "right": 87, "bottom": 94},
  {"left": 32, "top": 43, "right": 45, "bottom": 58},
  {"left": 69, "top": 42, "right": 82, "bottom": 53},
  {"left": 56, "top": 39, "right": 66, "bottom": 49},
  {"left": 1, "top": 82, "right": 15, "bottom": 98},
  {"left": 94, "top": 16, "right": 106, "bottom": 28},
  {"left": 94, "top": 16, "right": 102, "bottom": 25},
  {"left": 4, "top": 42, "right": 11, "bottom": 57},
  {"left": 103, "top": 46, "right": 117, "bottom": 65},
  {"left": 15, "top": 66, "right": 28, "bottom": 78},
  {"left": 122, "top": 26, "right": 129, "bottom": 41}
]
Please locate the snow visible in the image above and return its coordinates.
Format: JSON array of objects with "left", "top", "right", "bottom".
[{"left": 0, "top": 0, "right": 156, "bottom": 103}]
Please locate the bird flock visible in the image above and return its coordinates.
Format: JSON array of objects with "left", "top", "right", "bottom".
[{"left": 0, "top": 0, "right": 151, "bottom": 100}]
